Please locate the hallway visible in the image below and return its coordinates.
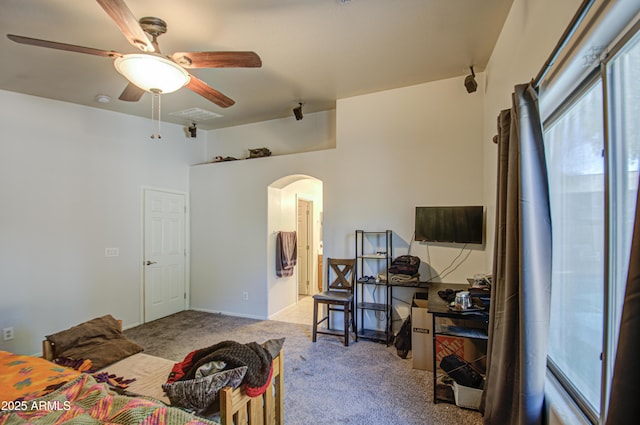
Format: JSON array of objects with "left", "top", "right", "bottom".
[{"left": 271, "top": 295, "right": 313, "bottom": 326}]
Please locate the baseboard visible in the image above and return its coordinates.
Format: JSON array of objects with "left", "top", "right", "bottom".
[
  {"left": 122, "top": 321, "right": 141, "bottom": 330},
  {"left": 269, "top": 302, "right": 299, "bottom": 319},
  {"left": 190, "top": 307, "right": 267, "bottom": 321}
]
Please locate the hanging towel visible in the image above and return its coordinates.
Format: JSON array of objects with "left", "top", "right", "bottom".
[{"left": 276, "top": 231, "right": 297, "bottom": 277}]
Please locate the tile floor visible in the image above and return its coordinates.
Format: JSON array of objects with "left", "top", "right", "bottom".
[{"left": 271, "top": 295, "right": 314, "bottom": 326}]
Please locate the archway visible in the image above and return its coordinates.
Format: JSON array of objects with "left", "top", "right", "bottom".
[{"left": 267, "top": 174, "right": 323, "bottom": 321}]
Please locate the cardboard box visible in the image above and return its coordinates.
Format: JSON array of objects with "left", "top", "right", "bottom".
[
  {"left": 411, "top": 292, "right": 433, "bottom": 371},
  {"left": 412, "top": 293, "right": 469, "bottom": 371},
  {"left": 462, "top": 338, "right": 487, "bottom": 371},
  {"left": 435, "top": 335, "right": 465, "bottom": 365},
  {"left": 435, "top": 332, "right": 487, "bottom": 372},
  {"left": 411, "top": 292, "right": 487, "bottom": 372}
]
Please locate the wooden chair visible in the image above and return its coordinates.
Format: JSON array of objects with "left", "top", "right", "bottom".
[{"left": 312, "top": 258, "right": 356, "bottom": 346}]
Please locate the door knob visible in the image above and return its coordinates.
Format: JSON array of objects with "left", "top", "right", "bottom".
[{"left": 145, "top": 260, "right": 157, "bottom": 266}]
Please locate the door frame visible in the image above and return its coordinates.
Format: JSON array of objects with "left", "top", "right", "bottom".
[
  {"left": 140, "top": 186, "right": 190, "bottom": 324},
  {"left": 296, "top": 196, "right": 314, "bottom": 299}
]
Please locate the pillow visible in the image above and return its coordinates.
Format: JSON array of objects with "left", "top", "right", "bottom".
[
  {"left": 46, "top": 315, "right": 143, "bottom": 370},
  {"left": 162, "top": 366, "right": 247, "bottom": 415}
]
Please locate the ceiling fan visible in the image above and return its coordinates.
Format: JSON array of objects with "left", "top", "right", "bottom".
[{"left": 6, "top": 0, "right": 262, "bottom": 108}]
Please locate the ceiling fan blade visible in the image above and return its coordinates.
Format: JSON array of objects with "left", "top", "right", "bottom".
[
  {"left": 96, "top": 0, "right": 155, "bottom": 52},
  {"left": 172, "top": 51, "right": 262, "bottom": 69},
  {"left": 119, "top": 83, "right": 145, "bottom": 101},
  {"left": 7, "top": 34, "right": 121, "bottom": 58},
  {"left": 186, "top": 75, "right": 235, "bottom": 108}
]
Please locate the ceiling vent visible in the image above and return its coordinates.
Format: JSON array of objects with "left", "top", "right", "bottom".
[{"left": 169, "top": 107, "right": 223, "bottom": 121}]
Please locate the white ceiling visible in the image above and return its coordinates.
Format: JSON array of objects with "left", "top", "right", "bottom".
[{"left": 0, "top": 0, "right": 514, "bottom": 130}]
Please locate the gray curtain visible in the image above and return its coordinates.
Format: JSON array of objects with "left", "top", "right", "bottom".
[
  {"left": 605, "top": 173, "right": 640, "bottom": 425},
  {"left": 482, "top": 83, "right": 552, "bottom": 425}
]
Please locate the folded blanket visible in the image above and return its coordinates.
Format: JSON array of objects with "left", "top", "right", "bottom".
[
  {"left": 389, "top": 273, "right": 421, "bottom": 285},
  {"left": 0, "top": 351, "right": 81, "bottom": 402}
]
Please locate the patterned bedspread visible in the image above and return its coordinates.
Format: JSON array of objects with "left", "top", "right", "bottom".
[{"left": 0, "top": 373, "right": 218, "bottom": 425}]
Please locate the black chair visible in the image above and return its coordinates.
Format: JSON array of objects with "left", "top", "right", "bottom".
[{"left": 312, "top": 258, "right": 356, "bottom": 346}]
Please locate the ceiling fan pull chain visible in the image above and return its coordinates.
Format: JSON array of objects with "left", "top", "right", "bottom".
[
  {"left": 149, "top": 89, "right": 162, "bottom": 139},
  {"left": 150, "top": 91, "right": 156, "bottom": 139},
  {"left": 157, "top": 93, "right": 162, "bottom": 139}
]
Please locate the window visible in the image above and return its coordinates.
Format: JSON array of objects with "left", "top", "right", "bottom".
[
  {"left": 606, "top": 29, "right": 640, "bottom": 357},
  {"left": 543, "top": 27, "right": 640, "bottom": 423},
  {"left": 545, "top": 77, "right": 605, "bottom": 415}
]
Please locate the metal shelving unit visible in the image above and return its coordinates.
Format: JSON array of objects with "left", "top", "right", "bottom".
[
  {"left": 354, "top": 230, "right": 393, "bottom": 345},
  {"left": 428, "top": 283, "right": 489, "bottom": 406}
]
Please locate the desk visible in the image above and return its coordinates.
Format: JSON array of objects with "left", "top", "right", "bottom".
[{"left": 427, "top": 283, "right": 489, "bottom": 405}]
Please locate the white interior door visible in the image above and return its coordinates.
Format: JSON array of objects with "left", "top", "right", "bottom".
[
  {"left": 144, "top": 189, "right": 186, "bottom": 322},
  {"left": 297, "top": 199, "right": 312, "bottom": 296}
]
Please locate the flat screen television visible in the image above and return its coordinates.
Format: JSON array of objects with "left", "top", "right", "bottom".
[{"left": 415, "top": 206, "right": 484, "bottom": 244}]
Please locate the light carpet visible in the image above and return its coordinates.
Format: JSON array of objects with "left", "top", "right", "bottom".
[{"left": 123, "top": 310, "right": 482, "bottom": 425}]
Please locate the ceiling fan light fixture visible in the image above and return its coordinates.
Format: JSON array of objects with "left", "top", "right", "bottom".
[{"left": 114, "top": 54, "right": 189, "bottom": 94}]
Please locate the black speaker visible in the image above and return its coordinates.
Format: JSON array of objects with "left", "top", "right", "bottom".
[
  {"left": 293, "top": 104, "right": 303, "bottom": 120},
  {"left": 188, "top": 123, "right": 197, "bottom": 137},
  {"left": 465, "top": 66, "right": 477, "bottom": 93},
  {"left": 464, "top": 74, "right": 477, "bottom": 93}
]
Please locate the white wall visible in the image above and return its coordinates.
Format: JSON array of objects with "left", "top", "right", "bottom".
[
  {"left": 190, "top": 152, "right": 332, "bottom": 319},
  {"left": 190, "top": 74, "right": 487, "bottom": 329},
  {"left": 334, "top": 77, "right": 486, "bottom": 278},
  {"left": 332, "top": 75, "right": 487, "bottom": 324},
  {"left": 482, "top": 0, "right": 583, "bottom": 270},
  {"left": 206, "top": 110, "right": 336, "bottom": 160},
  {"left": 0, "top": 90, "right": 205, "bottom": 355}
]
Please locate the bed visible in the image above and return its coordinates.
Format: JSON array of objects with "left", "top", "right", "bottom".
[{"left": 0, "top": 315, "right": 284, "bottom": 425}]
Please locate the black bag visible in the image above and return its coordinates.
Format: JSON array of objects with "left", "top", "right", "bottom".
[
  {"left": 389, "top": 255, "right": 420, "bottom": 276},
  {"left": 248, "top": 147, "right": 271, "bottom": 158},
  {"left": 439, "top": 354, "right": 484, "bottom": 389},
  {"left": 394, "top": 315, "right": 412, "bottom": 358}
]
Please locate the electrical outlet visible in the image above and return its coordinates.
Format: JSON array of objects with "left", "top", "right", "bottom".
[
  {"left": 242, "top": 291, "right": 249, "bottom": 301},
  {"left": 3, "top": 327, "right": 14, "bottom": 341}
]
